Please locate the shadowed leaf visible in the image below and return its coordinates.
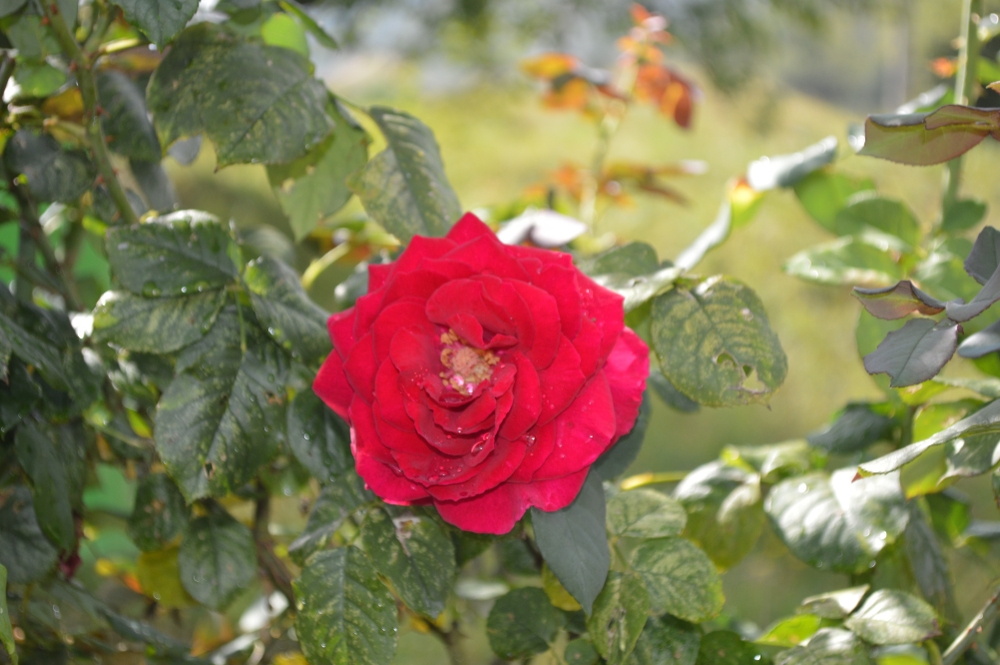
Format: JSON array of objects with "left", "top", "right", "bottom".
[
  {"left": 853, "top": 281, "right": 945, "bottom": 320},
  {"left": 863, "top": 318, "right": 959, "bottom": 387}
]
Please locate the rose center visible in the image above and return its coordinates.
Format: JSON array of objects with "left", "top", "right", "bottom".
[{"left": 439, "top": 330, "right": 498, "bottom": 394}]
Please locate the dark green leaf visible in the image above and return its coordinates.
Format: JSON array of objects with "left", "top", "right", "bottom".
[
  {"left": 0, "top": 564, "right": 15, "bottom": 665},
  {"left": 451, "top": 530, "right": 496, "bottom": 568},
  {"left": 964, "top": 226, "right": 1000, "bottom": 286},
  {"left": 348, "top": 106, "right": 462, "bottom": 243},
  {"left": 853, "top": 281, "right": 945, "bottom": 320},
  {"left": 651, "top": 276, "right": 787, "bottom": 407},
  {"left": 110, "top": 0, "right": 199, "bottom": 47},
  {"left": 775, "top": 628, "right": 872, "bottom": 665},
  {"left": 3, "top": 130, "right": 92, "bottom": 203},
  {"left": 97, "top": 70, "right": 160, "bottom": 161},
  {"left": 278, "top": 0, "right": 338, "bottom": 49},
  {"left": 784, "top": 236, "right": 903, "bottom": 287},
  {"left": 806, "top": 403, "right": 895, "bottom": 454},
  {"left": 942, "top": 199, "right": 987, "bottom": 233},
  {"left": 746, "top": 136, "right": 838, "bottom": 191},
  {"left": 243, "top": 255, "right": 330, "bottom": 362},
  {"left": 499, "top": 538, "right": 538, "bottom": 575},
  {"left": 628, "top": 537, "right": 724, "bottom": 622},
  {"left": 486, "top": 587, "right": 564, "bottom": 661},
  {"left": 695, "top": 631, "right": 771, "bottom": 665},
  {"left": 673, "top": 461, "right": 764, "bottom": 570},
  {"left": 92, "top": 289, "right": 226, "bottom": 353},
  {"left": 267, "top": 101, "right": 368, "bottom": 240},
  {"left": 578, "top": 241, "right": 660, "bottom": 278},
  {"left": 295, "top": 548, "right": 398, "bottom": 665},
  {"left": 959, "top": 318, "right": 1000, "bottom": 358},
  {"left": 863, "top": 318, "right": 958, "bottom": 388},
  {"left": 648, "top": 370, "right": 700, "bottom": 413},
  {"left": 0, "top": 361, "right": 41, "bottom": 435},
  {"left": 155, "top": 309, "right": 289, "bottom": 500},
  {"left": 12, "top": 61, "right": 66, "bottom": 99},
  {"left": 531, "top": 471, "right": 609, "bottom": 614},
  {"left": 587, "top": 571, "right": 649, "bottom": 665},
  {"left": 361, "top": 507, "right": 456, "bottom": 618},
  {"left": 0, "top": 486, "right": 59, "bottom": 584},
  {"left": 627, "top": 615, "right": 701, "bottom": 665},
  {"left": 127, "top": 473, "right": 189, "bottom": 552},
  {"left": 0, "top": 0, "right": 25, "bottom": 18},
  {"left": 764, "top": 469, "right": 909, "bottom": 574},
  {"left": 793, "top": 171, "right": 875, "bottom": 232},
  {"left": 147, "top": 23, "right": 333, "bottom": 167},
  {"left": 592, "top": 392, "right": 650, "bottom": 481},
  {"left": 106, "top": 211, "right": 238, "bottom": 297},
  {"left": 607, "top": 488, "right": 686, "bottom": 540},
  {"left": 904, "top": 504, "right": 957, "bottom": 622},
  {"left": 859, "top": 105, "right": 998, "bottom": 166},
  {"left": 15, "top": 421, "right": 85, "bottom": 551},
  {"left": 565, "top": 638, "right": 599, "bottom": 665},
  {"left": 834, "top": 198, "right": 919, "bottom": 246},
  {"left": 178, "top": 511, "right": 256, "bottom": 610},
  {"left": 288, "top": 470, "right": 374, "bottom": 565},
  {"left": 130, "top": 158, "right": 177, "bottom": 212},
  {"left": 798, "top": 586, "right": 869, "bottom": 619},
  {"left": 286, "top": 389, "right": 352, "bottom": 484},
  {"left": 844, "top": 590, "right": 939, "bottom": 645}
]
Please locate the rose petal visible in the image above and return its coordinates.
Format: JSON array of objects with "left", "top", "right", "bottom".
[
  {"left": 572, "top": 317, "right": 602, "bottom": 377},
  {"left": 343, "top": 333, "right": 378, "bottom": 402},
  {"left": 444, "top": 234, "right": 530, "bottom": 280},
  {"left": 313, "top": 351, "right": 353, "bottom": 421},
  {"left": 509, "top": 420, "right": 555, "bottom": 482},
  {"left": 579, "top": 272, "right": 625, "bottom": 359},
  {"left": 604, "top": 328, "right": 650, "bottom": 438},
  {"left": 389, "top": 326, "right": 442, "bottom": 377},
  {"left": 535, "top": 264, "right": 582, "bottom": 340},
  {"left": 507, "top": 280, "right": 561, "bottom": 368},
  {"left": 508, "top": 243, "right": 575, "bottom": 269},
  {"left": 368, "top": 263, "right": 393, "bottom": 291},
  {"left": 328, "top": 308, "right": 357, "bottom": 355},
  {"left": 445, "top": 212, "right": 493, "bottom": 244},
  {"left": 380, "top": 269, "right": 452, "bottom": 310},
  {"left": 425, "top": 436, "right": 528, "bottom": 501},
  {"left": 426, "top": 279, "right": 515, "bottom": 337},
  {"left": 351, "top": 399, "right": 430, "bottom": 503},
  {"left": 391, "top": 235, "right": 457, "bottom": 274},
  {"left": 373, "top": 360, "right": 414, "bottom": 430},
  {"left": 520, "top": 467, "right": 589, "bottom": 511},
  {"left": 498, "top": 352, "right": 541, "bottom": 441},
  {"left": 373, "top": 299, "right": 432, "bottom": 360},
  {"left": 531, "top": 372, "right": 617, "bottom": 480},
  {"left": 537, "top": 336, "right": 586, "bottom": 425}
]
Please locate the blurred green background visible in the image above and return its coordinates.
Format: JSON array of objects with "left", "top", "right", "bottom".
[{"left": 165, "top": 0, "right": 1000, "bottom": 660}]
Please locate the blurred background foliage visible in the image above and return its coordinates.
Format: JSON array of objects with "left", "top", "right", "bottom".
[{"left": 154, "top": 0, "right": 1000, "bottom": 661}]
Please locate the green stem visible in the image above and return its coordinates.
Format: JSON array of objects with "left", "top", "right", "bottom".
[
  {"left": 426, "top": 620, "right": 465, "bottom": 665},
  {"left": 14, "top": 219, "right": 35, "bottom": 302},
  {"left": 942, "top": 0, "right": 982, "bottom": 216},
  {"left": 42, "top": 1, "right": 139, "bottom": 227},
  {"left": 619, "top": 471, "right": 688, "bottom": 490},
  {"left": 942, "top": 582, "right": 1000, "bottom": 665}
]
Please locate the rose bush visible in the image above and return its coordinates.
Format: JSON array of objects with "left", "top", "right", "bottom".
[{"left": 313, "top": 213, "right": 649, "bottom": 533}]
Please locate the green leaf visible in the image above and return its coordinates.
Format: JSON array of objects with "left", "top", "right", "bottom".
[
  {"left": 565, "top": 638, "right": 599, "bottom": 665},
  {"left": 267, "top": 101, "right": 369, "bottom": 240},
  {"left": 127, "top": 473, "right": 189, "bottom": 552},
  {"left": 806, "top": 403, "right": 895, "bottom": 454},
  {"left": 628, "top": 537, "right": 724, "bottom": 622},
  {"left": 296, "top": 548, "right": 398, "bottom": 665},
  {"left": 97, "top": 70, "right": 161, "bottom": 161},
  {"left": 587, "top": 571, "right": 649, "bottom": 665},
  {"left": 130, "top": 159, "right": 177, "bottom": 212},
  {"left": 859, "top": 105, "right": 999, "bottom": 166},
  {"left": 592, "top": 392, "right": 651, "bottom": 481},
  {"left": 844, "top": 590, "right": 940, "bottom": 646},
  {"left": 286, "top": 389, "right": 352, "bottom": 484},
  {"left": 695, "top": 631, "right": 772, "bottom": 665},
  {"left": 361, "top": 507, "right": 456, "bottom": 618},
  {"left": 913, "top": 252, "right": 980, "bottom": 303},
  {"left": 941, "top": 199, "right": 987, "bottom": 233},
  {"left": 958, "top": 318, "right": 1000, "bottom": 358},
  {"left": 243, "top": 255, "right": 330, "bottom": 362},
  {"left": 853, "top": 282, "right": 945, "bottom": 321},
  {"left": 261, "top": 12, "right": 309, "bottom": 56},
  {"left": 14, "top": 421, "right": 86, "bottom": 551},
  {"left": 0, "top": 564, "right": 16, "bottom": 665},
  {"left": 289, "top": 470, "right": 374, "bottom": 565},
  {"left": 0, "top": 0, "right": 25, "bottom": 18},
  {"left": 746, "top": 136, "right": 838, "bottom": 191},
  {"left": 673, "top": 461, "right": 764, "bottom": 570},
  {"left": 863, "top": 319, "right": 959, "bottom": 388},
  {"left": 0, "top": 486, "right": 59, "bottom": 584},
  {"left": 793, "top": 170, "right": 875, "bottom": 233},
  {"left": 578, "top": 241, "right": 660, "bottom": 278},
  {"left": 92, "top": 289, "right": 226, "bottom": 353},
  {"left": 178, "top": 510, "right": 256, "bottom": 610},
  {"left": 531, "top": 470, "right": 609, "bottom": 614},
  {"left": 757, "top": 614, "right": 821, "bottom": 648},
  {"left": 607, "top": 488, "right": 686, "bottom": 540},
  {"left": 775, "top": 628, "right": 872, "bottom": 665},
  {"left": 110, "top": 0, "right": 199, "bottom": 47},
  {"left": 784, "top": 236, "right": 903, "bottom": 287},
  {"left": 964, "top": 226, "right": 1000, "bottom": 286},
  {"left": 765, "top": 469, "right": 909, "bottom": 574},
  {"left": 3, "top": 129, "right": 92, "bottom": 203},
  {"left": 348, "top": 106, "right": 462, "bottom": 243},
  {"left": 278, "top": 0, "right": 338, "bottom": 48},
  {"left": 154, "top": 308, "right": 289, "bottom": 500},
  {"left": 106, "top": 211, "right": 238, "bottom": 297},
  {"left": 486, "top": 587, "right": 564, "bottom": 661},
  {"left": 722, "top": 440, "right": 818, "bottom": 483},
  {"left": 147, "top": 23, "right": 333, "bottom": 167},
  {"left": 651, "top": 276, "right": 787, "bottom": 407},
  {"left": 834, "top": 198, "right": 920, "bottom": 247},
  {"left": 627, "top": 615, "right": 701, "bottom": 665},
  {"left": 12, "top": 60, "right": 66, "bottom": 99},
  {"left": 799, "top": 586, "right": 869, "bottom": 619},
  {"left": 648, "top": 370, "right": 700, "bottom": 413},
  {"left": 903, "top": 504, "right": 957, "bottom": 621}
]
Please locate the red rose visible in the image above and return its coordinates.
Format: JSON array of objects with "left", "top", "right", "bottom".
[{"left": 313, "top": 214, "right": 649, "bottom": 534}]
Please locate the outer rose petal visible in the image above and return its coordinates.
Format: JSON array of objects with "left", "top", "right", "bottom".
[
  {"left": 604, "top": 328, "right": 650, "bottom": 438},
  {"left": 350, "top": 399, "right": 430, "bottom": 503},
  {"left": 434, "top": 468, "right": 589, "bottom": 534},
  {"left": 368, "top": 263, "right": 393, "bottom": 291},
  {"left": 445, "top": 212, "right": 493, "bottom": 244},
  {"left": 313, "top": 351, "right": 352, "bottom": 421},
  {"left": 328, "top": 308, "right": 357, "bottom": 355}
]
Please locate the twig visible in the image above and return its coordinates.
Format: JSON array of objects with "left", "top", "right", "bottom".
[
  {"left": 42, "top": 1, "right": 140, "bottom": 226},
  {"left": 426, "top": 619, "right": 466, "bottom": 665},
  {"left": 942, "top": 582, "right": 1000, "bottom": 665},
  {"left": 942, "top": 0, "right": 983, "bottom": 213},
  {"left": 253, "top": 481, "right": 297, "bottom": 610}
]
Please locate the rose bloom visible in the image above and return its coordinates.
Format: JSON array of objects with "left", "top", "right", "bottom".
[{"left": 313, "top": 214, "right": 649, "bottom": 534}]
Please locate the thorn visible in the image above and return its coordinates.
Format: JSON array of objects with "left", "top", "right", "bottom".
[
  {"left": 95, "top": 105, "right": 106, "bottom": 116},
  {"left": 95, "top": 174, "right": 105, "bottom": 185},
  {"left": 40, "top": 16, "right": 50, "bottom": 26}
]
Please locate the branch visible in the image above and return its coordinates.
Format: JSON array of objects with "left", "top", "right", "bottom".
[
  {"left": 942, "top": 583, "right": 1000, "bottom": 665},
  {"left": 253, "top": 482, "right": 297, "bottom": 610},
  {"left": 42, "top": 1, "right": 140, "bottom": 226},
  {"left": 426, "top": 619, "right": 466, "bottom": 665}
]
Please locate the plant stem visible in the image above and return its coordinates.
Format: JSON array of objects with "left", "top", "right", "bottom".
[
  {"left": 426, "top": 620, "right": 466, "bottom": 665},
  {"left": 619, "top": 471, "right": 688, "bottom": 490},
  {"left": 15, "top": 218, "right": 35, "bottom": 302},
  {"left": 253, "top": 481, "right": 297, "bottom": 610},
  {"left": 942, "top": 0, "right": 982, "bottom": 214},
  {"left": 42, "top": 1, "right": 140, "bottom": 227},
  {"left": 942, "top": 582, "right": 1000, "bottom": 665}
]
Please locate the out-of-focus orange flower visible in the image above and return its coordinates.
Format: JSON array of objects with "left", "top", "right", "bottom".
[
  {"left": 931, "top": 57, "right": 957, "bottom": 78},
  {"left": 634, "top": 63, "right": 698, "bottom": 128}
]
